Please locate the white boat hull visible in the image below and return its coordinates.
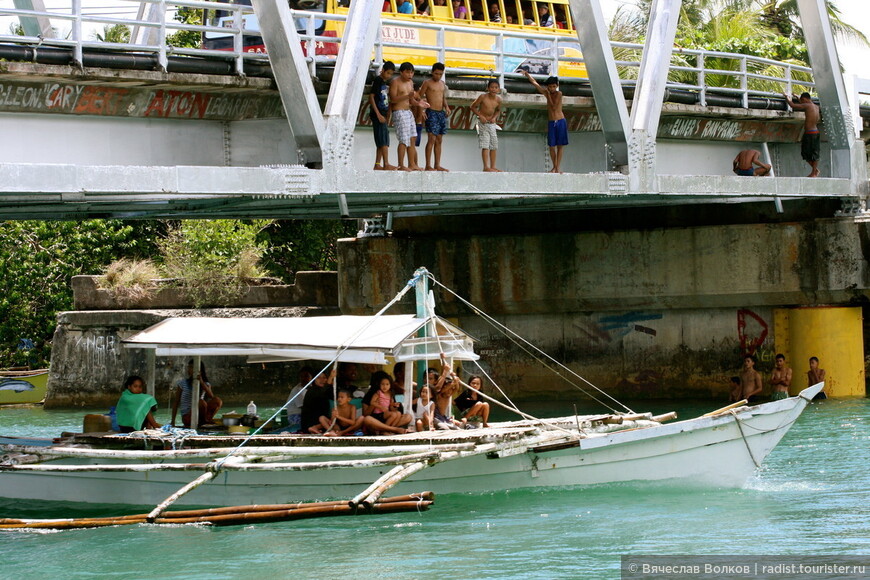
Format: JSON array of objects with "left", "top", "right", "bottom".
[{"left": 0, "top": 385, "right": 821, "bottom": 510}]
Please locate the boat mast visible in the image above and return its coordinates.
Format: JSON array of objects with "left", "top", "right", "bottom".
[{"left": 414, "top": 267, "right": 429, "bottom": 390}]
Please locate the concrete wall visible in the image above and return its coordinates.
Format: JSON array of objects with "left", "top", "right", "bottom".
[
  {"left": 46, "top": 271, "right": 340, "bottom": 408},
  {"left": 72, "top": 271, "right": 338, "bottom": 310},
  {"left": 46, "top": 308, "right": 324, "bottom": 409},
  {"left": 337, "top": 218, "right": 870, "bottom": 401}
]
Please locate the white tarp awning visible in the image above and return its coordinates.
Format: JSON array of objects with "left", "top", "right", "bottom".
[{"left": 122, "top": 315, "right": 478, "bottom": 364}]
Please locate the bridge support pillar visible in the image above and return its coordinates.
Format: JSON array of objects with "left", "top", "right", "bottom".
[
  {"left": 568, "top": 0, "right": 630, "bottom": 170},
  {"left": 628, "top": 0, "right": 681, "bottom": 191},
  {"left": 251, "top": 0, "right": 325, "bottom": 166},
  {"left": 796, "top": 0, "right": 862, "bottom": 182}
]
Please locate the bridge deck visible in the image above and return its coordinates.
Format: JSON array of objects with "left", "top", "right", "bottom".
[{"left": 0, "top": 162, "right": 852, "bottom": 220}]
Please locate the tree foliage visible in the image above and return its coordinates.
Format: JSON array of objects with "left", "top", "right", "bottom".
[
  {"left": 617, "top": 0, "right": 866, "bottom": 89},
  {"left": 95, "top": 23, "right": 131, "bottom": 44},
  {"left": 0, "top": 216, "right": 355, "bottom": 367},
  {"left": 166, "top": 7, "right": 203, "bottom": 49},
  {"left": 0, "top": 220, "right": 160, "bottom": 367},
  {"left": 159, "top": 219, "right": 269, "bottom": 307}
]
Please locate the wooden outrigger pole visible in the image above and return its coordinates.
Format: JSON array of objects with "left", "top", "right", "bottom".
[{"left": 0, "top": 492, "right": 436, "bottom": 530}]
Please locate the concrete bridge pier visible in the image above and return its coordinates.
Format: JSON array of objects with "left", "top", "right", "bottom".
[{"left": 337, "top": 207, "right": 869, "bottom": 402}]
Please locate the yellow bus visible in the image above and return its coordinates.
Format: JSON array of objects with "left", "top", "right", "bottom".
[{"left": 204, "top": 0, "right": 587, "bottom": 78}]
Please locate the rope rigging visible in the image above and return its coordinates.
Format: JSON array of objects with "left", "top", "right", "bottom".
[{"left": 425, "top": 272, "right": 634, "bottom": 414}]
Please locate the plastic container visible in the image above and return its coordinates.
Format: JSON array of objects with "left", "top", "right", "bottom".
[{"left": 247, "top": 401, "right": 257, "bottom": 415}]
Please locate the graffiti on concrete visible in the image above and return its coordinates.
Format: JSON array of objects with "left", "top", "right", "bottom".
[
  {"left": 659, "top": 116, "right": 802, "bottom": 143},
  {"left": 594, "top": 311, "right": 664, "bottom": 342},
  {"left": 75, "top": 333, "right": 120, "bottom": 371},
  {"left": 0, "top": 80, "right": 284, "bottom": 120},
  {"left": 737, "top": 308, "right": 768, "bottom": 356}
]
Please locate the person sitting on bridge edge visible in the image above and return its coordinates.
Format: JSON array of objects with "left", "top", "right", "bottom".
[
  {"left": 369, "top": 61, "right": 396, "bottom": 171},
  {"left": 784, "top": 92, "right": 821, "bottom": 178},
  {"left": 419, "top": 62, "right": 451, "bottom": 171},
  {"left": 390, "top": 62, "right": 429, "bottom": 171},
  {"left": 732, "top": 149, "right": 771, "bottom": 177},
  {"left": 470, "top": 78, "right": 503, "bottom": 172},
  {"left": 522, "top": 70, "right": 568, "bottom": 173}
]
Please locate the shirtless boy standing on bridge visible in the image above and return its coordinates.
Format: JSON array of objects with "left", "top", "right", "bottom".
[
  {"left": 784, "top": 92, "right": 821, "bottom": 177},
  {"left": 419, "top": 62, "right": 451, "bottom": 172},
  {"left": 732, "top": 149, "right": 771, "bottom": 176},
  {"left": 470, "top": 79, "right": 503, "bottom": 172},
  {"left": 523, "top": 70, "right": 568, "bottom": 173},
  {"left": 390, "top": 62, "right": 429, "bottom": 171}
]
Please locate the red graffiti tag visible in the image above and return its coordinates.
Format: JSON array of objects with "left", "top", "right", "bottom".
[
  {"left": 737, "top": 309, "right": 768, "bottom": 356},
  {"left": 73, "top": 86, "right": 129, "bottom": 115}
]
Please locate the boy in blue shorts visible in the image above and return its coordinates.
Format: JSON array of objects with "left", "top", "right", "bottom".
[
  {"left": 419, "top": 62, "right": 451, "bottom": 171},
  {"left": 522, "top": 70, "right": 568, "bottom": 173},
  {"left": 368, "top": 61, "right": 396, "bottom": 170}
]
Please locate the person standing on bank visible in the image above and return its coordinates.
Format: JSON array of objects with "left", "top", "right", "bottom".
[
  {"left": 172, "top": 360, "right": 222, "bottom": 428},
  {"left": 769, "top": 353, "right": 792, "bottom": 400},
  {"left": 739, "top": 354, "right": 763, "bottom": 403},
  {"left": 807, "top": 356, "right": 828, "bottom": 400},
  {"left": 784, "top": 92, "right": 821, "bottom": 177}
]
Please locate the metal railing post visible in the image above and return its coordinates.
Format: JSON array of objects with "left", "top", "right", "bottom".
[
  {"left": 306, "top": 14, "right": 316, "bottom": 77},
  {"left": 786, "top": 64, "right": 793, "bottom": 96},
  {"left": 157, "top": 0, "right": 168, "bottom": 72},
  {"left": 374, "top": 28, "right": 383, "bottom": 64},
  {"left": 71, "top": 0, "right": 82, "bottom": 66},
  {"left": 496, "top": 32, "right": 504, "bottom": 87},
  {"left": 552, "top": 36, "right": 559, "bottom": 76},
  {"left": 233, "top": 3, "right": 245, "bottom": 75},
  {"left": 740, "top": 55, "right": 748, "bottom": 108},
  {"left": 437, "top": 27, "right": 445, "bottom": 64},
  {"left": 698, "top": 50, "right": 706, "bottom": 106}
]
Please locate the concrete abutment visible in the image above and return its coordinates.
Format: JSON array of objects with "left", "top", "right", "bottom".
[{"left": 337, "top": 216, "right": 870, "bottom": 401}]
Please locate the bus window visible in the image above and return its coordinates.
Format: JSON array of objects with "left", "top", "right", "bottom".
[
  {"left": 517, "top": 0, "right": 536, "bottom": 25},
  {"left": 450, "top": 0, "right": 471, "bottom": 20},
  {"left": 537, "top": 2, "right": 555, "bottom": 27},
  {"left": 431, "top": 0, "right": 451, "bottom": 18}
]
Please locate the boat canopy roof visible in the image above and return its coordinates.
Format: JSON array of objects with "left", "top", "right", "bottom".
[{"left": 122, "top": 315, "right": 478, "bottom": 365}]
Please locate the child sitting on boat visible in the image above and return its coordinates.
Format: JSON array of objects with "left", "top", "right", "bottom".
[
  {"left": 116, "top": 375, "right": 161, "bottom": 433},
  {"left": 433, "top": 364, "right": 465, "bottom": 430},
  {"left": 362, "top": 371, "right": 412, "bottom": 434},
  {"left": 455, "top": 375, "right": 491, "bottom": 427},
  {"left": 414, "top": 385, "right": 436, "bottom": 432},
  {"left": 327, "top": 389, "right": 363, "bottom": 436}
]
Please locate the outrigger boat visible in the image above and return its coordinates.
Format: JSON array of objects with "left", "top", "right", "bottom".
[{"left": 0, "top": 268, "right": 823, "bottom": 525}]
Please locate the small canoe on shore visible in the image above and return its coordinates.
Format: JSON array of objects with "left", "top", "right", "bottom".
[{"left": 0, "top": 369, "right": 48, "bottom": 405}]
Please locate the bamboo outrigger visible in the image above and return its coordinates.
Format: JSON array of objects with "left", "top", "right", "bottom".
[{"left": 0, "top": 268, "right": 824, "bottom": 526}]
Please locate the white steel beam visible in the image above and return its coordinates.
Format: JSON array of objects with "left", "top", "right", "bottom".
[
  {"left": 322, "top": 0, "right": 382, "bottom": 169},
  {"left": 13, "top": 0, "right": 54, "bottom": 38},
  {"left": 796, "top": 0, "right": 860, "bottom": 180},
  {"left": 629, "top": 0, "right": 681, "bottom": 191},
  {"left": 130, "top": 2, "right": 163, "bottom": 47},
  {"left": 251, "top": 0, "right": 325, "bottom": 166},
  {"left": 323, "top": 0, "right": 380, "bottom": 126},
  {"left": 567, "top": 0, "right": 630, "bottom": 169}
]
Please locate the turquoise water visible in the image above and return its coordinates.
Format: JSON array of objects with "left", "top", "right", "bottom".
[{"left": 1, "top": 398, "right": 869, "bottom": 579}]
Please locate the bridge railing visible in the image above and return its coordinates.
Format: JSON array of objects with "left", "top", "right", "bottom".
[{"left": 0, "top": 1, "right": 814, "bottom": 101}]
